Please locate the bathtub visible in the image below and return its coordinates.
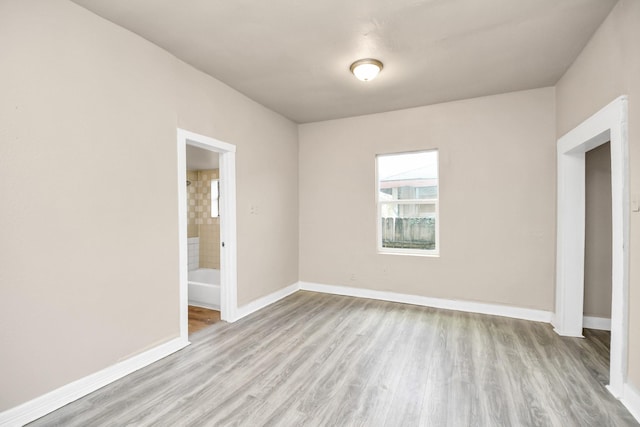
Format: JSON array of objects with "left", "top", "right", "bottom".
[{"left": 188, "top": 268, "right": 220, "bottom": 310}]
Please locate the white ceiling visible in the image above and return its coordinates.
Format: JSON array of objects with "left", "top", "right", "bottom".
[
  {"left": 186, "top": 145, "right": 219, "bottom": 171},
  {"left": 71, "top": 0, "right": 617, "bottom": 123}
]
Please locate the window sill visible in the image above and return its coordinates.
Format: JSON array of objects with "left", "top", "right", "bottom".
[{"left": 378, "top": 250, "right": 440, "bottom": 258}]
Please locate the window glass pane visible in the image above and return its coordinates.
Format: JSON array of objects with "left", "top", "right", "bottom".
[
  {"left": 377, "top": 150, "right": 438, "bottom": 254},
  {"left": 416, "top": 186, "right": 437, "bottom": 199},
  {"left": 211, "top": 179, "right": 219, "bottom": 218},
  {"left": 378, "top": 151, "right": 438, "bottom": 200},
  {"left": 380, "top": 202, "right": 436, "bottom": 250}
]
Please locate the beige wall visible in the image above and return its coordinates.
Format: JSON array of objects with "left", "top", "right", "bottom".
[
  {"left": 584, "top": 143, "right": 612, "bottom": 318},
  {"left": 555, "top": 0, "right": 640, "bottom": 390},
  {"left": 187, "top": 170, "right": 200, "bottom": 238},
  {"left": 195, "top": 170, "right": 221, "bottom": 270},
  {"left": 175, "top": 62, "right": 299, "bottom": 306},
  {"left": 199, "top": 223, "right": 221, "bottom": 270},
  {"left": 299, "top": 88, "right": 556, "bottom": 311},
  {"left": 187, "top": 169, "right": 221, "bottom": 269},
  {"left": 0, "top": 0, "right": 298, "bottom": 411}
]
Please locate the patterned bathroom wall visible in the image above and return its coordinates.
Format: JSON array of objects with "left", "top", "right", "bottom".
[
  {"left": 187, "top": 170, "right": 199, "bottom": 238},
  {"left": 186, "top": 169, "right": 220, "bottom": 269}
]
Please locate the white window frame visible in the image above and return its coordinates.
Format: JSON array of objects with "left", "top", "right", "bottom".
[{"left": 376, "top": 150, "right": 439, "bottom": 256}]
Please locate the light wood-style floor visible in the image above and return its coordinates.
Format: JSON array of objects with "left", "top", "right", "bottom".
[
  {"left": 30, "top": 291, "right": 637, "bottom": 426},
  {"left": 188, "top": 305, "right": 221, "bottom": 335}
]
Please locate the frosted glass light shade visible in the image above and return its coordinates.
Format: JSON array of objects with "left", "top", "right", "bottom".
[{"left": 350, "top": 59, "right": 383, "bottom": 81}]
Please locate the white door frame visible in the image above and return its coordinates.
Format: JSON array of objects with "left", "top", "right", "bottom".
[
  {"left": 177, "top": 128, "right": 238, "bottom": 340},
  {"left": 553, "top": 96, "right": 629, "bottom": 397}
]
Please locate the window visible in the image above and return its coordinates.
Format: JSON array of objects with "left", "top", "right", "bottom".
[
  {"left": 211, "top": 179, "right": 220, "bottom": 218},
  {"left": 376, "top": 150, "right": 438, "bottom": 255}
]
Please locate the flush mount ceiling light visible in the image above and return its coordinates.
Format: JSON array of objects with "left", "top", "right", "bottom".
[{"left": 350, "top": 58, "right": 383, "bottom": 82}]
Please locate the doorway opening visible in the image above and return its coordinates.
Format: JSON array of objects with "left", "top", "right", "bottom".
[
  {"left": 177, "top": 129, "right": 238, "bottom": 341},
  {"left": 554, "top": 96, "right": 628, "bottom": 398},
  {"left": 584, "top": 142, "right": 613, "bottom": 333},
  {"left": 185, "top": 147, "right": 222, "bottom": 334}
]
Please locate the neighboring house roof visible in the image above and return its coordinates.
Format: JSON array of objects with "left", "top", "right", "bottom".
[
  {"left": 381, "top": 167, "right": 437, "bottom": 182},
  {"left": 380, "top": 167, "right": 438, "bottom": 189}
]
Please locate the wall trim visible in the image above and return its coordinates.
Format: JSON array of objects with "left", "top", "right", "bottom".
[
  {"left": 188, "top": 301, "right": 220, "bottom": 311},
  {"left": 553, "top": 96, "right": 629, "bottom": 396},
  {"left": 0, "top": 337, "right": 188, "bottom": 427},
  {"left": 299, "top": 282, "right": 552, "bottom": 323},
  {"left": 234, "top": 282, "right": 300, "bottom": 321},
  {"left": 177, "top": 128, "right": 238, "bottom": 328},
  {"left": 583, "top": 315, "right": 612, "bottom": 331},
  {"left": 621, "top": 382, "right": 640, "bottom": 423}
]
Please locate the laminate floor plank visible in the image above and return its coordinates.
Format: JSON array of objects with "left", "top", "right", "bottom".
[
  {"left": 357, "top": 304, "right": 422, "bottom": 426},
  {"left": 469, "top": 315, "right": 510, "bottom": 427},
  {"left": 341, "top": 303, "right": 417, "bottom": 427},
  {"left": 156, "top": 294, "right": 357, "bottom": 427},
  {"left": 230, "top": 296, "right": 365, "bottom": 426},
  {"left": 321, "top": 301, "right": 406, "bottom": 426},
  {"left": 294, "top": 300, "right": 385, "bottom": 424},
  {"left": 29, "top": 291, "right": 638, "bottom": 427},
  {"left": 253, "top": 298, "right": 373, "bottom": 425},
  {"left": 383, "top": 306, "right": 441, "bottom": 427}
]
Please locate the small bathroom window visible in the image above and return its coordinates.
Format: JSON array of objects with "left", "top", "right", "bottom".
[{"left": 211, "top": 179, "right": 220, "bottom": 218}]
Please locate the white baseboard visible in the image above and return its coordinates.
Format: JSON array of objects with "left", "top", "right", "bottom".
[
  {"left": 234, "top": 282, "right": 300, "bottom": 321},
  {"left": 234, "top": 280, "right": 553, "bottom": 324},
  {"left": 0, "top": 337, "right": 188, "bottom": 427},
  {"left": 188, "top": 300, "right": 220, "bottom": 311},
  {"left": 298, "top": 281, "right": 552, "bottom": 323},
  {"left": 622, "top": 382, "right": 640, "bottom": 422},
  {"left": 583, "top": 315, "right": 612, "bottom": 331}
]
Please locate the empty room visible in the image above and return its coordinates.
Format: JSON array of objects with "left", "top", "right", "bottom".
[{"left": 1, "top": 0, "right": 640, "bottom": 425}]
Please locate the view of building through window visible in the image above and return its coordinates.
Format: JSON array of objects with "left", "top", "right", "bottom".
[{"left": 377, "top": 150, "right": 438, "bottom": 254}]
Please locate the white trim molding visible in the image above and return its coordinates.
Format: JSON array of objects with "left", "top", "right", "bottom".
[
  {"left": 299, "top": 282, "right": 552, "bottom": 323},
  {"left": 0, "top": 338, "right": 188, "bottom": 427},
  {"left": 622, "top": 382, "right": 640, "bottom": 423},
  {"left": 234, "top": 282, "right": 300, "bottom": 321},
  {"left": 553, "top": 96, "right": 629, "bottom": 397},
  {"left": 583, "top": 316, "right": 612, "bottom": 331},
  {"left": 188, "top": 301, "right": 220, "bottom": 311},
  {"left": 177, "top": 128, "right": 238, "bottom": 326}
]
